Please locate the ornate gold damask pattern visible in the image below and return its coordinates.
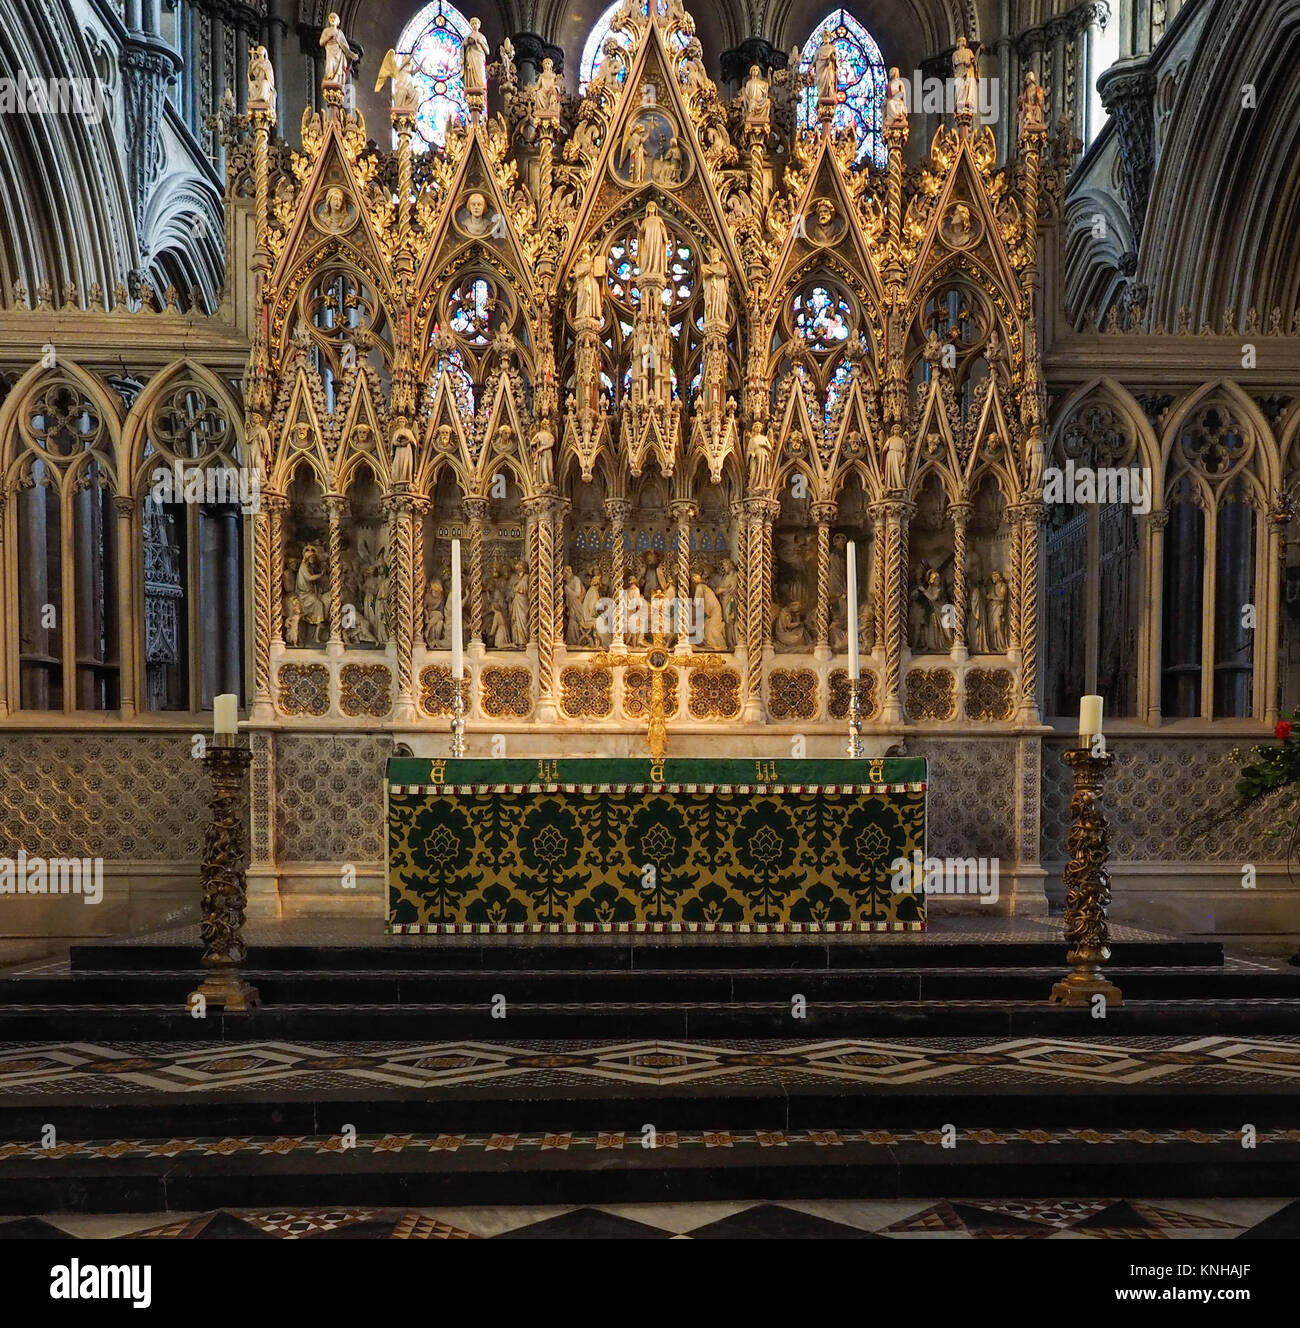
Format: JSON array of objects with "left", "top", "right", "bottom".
[
  {"left": 560, "top": 666, "right": 613, "bottom": 718},
  {"left": 340, "top": 663, "right": 392, "bottom": 718},
  {"left": 419, "top": 666, "right": 471, "bottom": 717},
  {"left": 688, "top": 668, "right": 741, "bottom": 719},
  {"left": 905, "top": 669, "right": 957, "bottom": 721},
  {"left": 965, "top": 668, "right": 1016, "bottom": 721},
  {"left": 481, "top": 666, "right": 533, "bottom": 718},
  {"left": 277, "top": 664, "right": 330, "bottom": 717},
  {"left": 624, "top": 666, "right": 679, "bottom": 719},
  {"left": 829, "top": 670, "right": 880, "bottom": 722},
  {"left": 768, "top": 668, "right": 818, "bottom": 720}
]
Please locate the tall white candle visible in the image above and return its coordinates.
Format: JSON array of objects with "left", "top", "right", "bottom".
[
  {"left": 846, "top": 539, "right": 859, "bottom": 681},
  {"left": 450, "top": 538, "right": 464, "bottom": 680},
  {"left": 213, "top": 693, "right": 238, "bottom": 736},
  {"left": 1079, "top": 694, "right": 1103, "bottom": 745}
]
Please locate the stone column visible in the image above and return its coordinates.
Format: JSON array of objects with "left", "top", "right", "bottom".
[
  {"left": 743, "top": 497, "right": 778, "bottom": 720},
  {"left": 605, "top": 499, "right": 631, "bottom": 649},
  {"left": 670, "top": 499, "right": 696, "bottom": 651},
  {"left": 325, "top": 493, "right": 348, "bottom": 649},
  {"left": 524, "top": 494, "right": 559, "bottom": 721},
  {"left": 112, "top": 496, "right": 138, "bottom": 717},
  {"left": 0, "top": 493, "right": 7, "bottom": 716},
  {"left": 462, "top": 496, "right": 488, "bottom": 649},
  {"left": 949, "top": 501, "right": 971, "bottom": 661},
  {"left": 254, "top": 493, "right": 285, "bottom": 718},
  {"left": 1098, "top": 61, "right": 1156, "bottom": 261},
  {"left": 386, "top": 493, "right": 418, "bottom": 722},
  {"left": 880, "top": 500, "right": 912, "bottom": 724},
  {"left": 1141, "top": 507, "right": 1168, "bottom": 723},
  {"left": 1017, "top": 501, "right": 1044, "bottom": 721},
  {"left": 810, "top": 501, "right": 837, "bottom": 660}
]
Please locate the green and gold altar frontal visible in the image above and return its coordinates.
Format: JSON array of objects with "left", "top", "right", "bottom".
[{"left": 386, "top": 757, "right": 926, "bottom": 935}]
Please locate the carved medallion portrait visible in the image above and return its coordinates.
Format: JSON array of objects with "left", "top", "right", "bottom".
[
  {"left": 454, "top": 190, "right": 501, "bottom": 239},
  {"left": 939, "top": 201, "right": 981, "bottom": 249},
  {"left": 612, "top": 108, "right": 692, "bottom": 188},
  {"left": 313, "top": 183, "right": 357, "bottom": 235}
]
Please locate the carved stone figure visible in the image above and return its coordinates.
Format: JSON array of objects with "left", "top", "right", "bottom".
[
  {"left": 621, "top": 118, "right": 651, "bottom": 184},
  {"left": 773, "top": 599, "right": 809, "bottom": 650},
  {"left": 282, "top": 554, "right": 302, "bottom": 647},
  {"left": 376, "top": 50, "right": 420, "bottom": 117},
  {"left": 637, "top": 203, "right": 670, "bottom": 287},
  {"left": 573, "top": 244, "right": 606, "bottom": 324},
  {"left": 885, "top": 66, "right": 908, "bottom": 133},
  {"left": 702, "top": 245, "right": 729, "bottom": 331},
  {"left": 317, "top": 185, "right": 352, "bottom": 234},
  {"left": 814, "top": 30, "right": 839, "bottom": 105},
  {"left": 532, "top": 423, "right": 556, "bottom": 488},
  {"left": 295, "top": 543, "right": 330, "bottom": 645},
  {"left": 509, "top": 561, "right": 529, "bottom": 647},
  {"left": 746, "top": 424, "right": 772, "bottom": 488},
  {"left": 909, "top": 568, "right": 951, "bottom": 653},
  {"left": 563, "top": 565, "right": 585, "bottom": 645},
  {"left": 459, "top": 191, "right": 496, "bottom": 238},
  {"left": 953, "top": 36, "right": 980, "bottom": 116},
  {"left": 692, "top": 573, "right": 727, "bottom": 650},
  {"left": 986, "top": 570, "right": 1009, "bottom": 651},
  {"left": 1026, "top": 427, "right": 1044, "bottom": 494},
  {"left": 828, "top": 532, "right": 848, "bottom": 601},
  {"left": 581, "top": 573, "right": 610, "bottom": 648},
  {"left": 828, "top": 596, "right": 849, "bottom": 651},
  {"left": 624, "top": 579, "right": 648, "bottom": 647},
  {"left": 423, "top": 578, "right": 447, "bottom": 648},
  {"left": 741, "top": 64, "right": 771, "bottom": 125},
  {"left": 390, "top": 426, "right": 415, "bottom": 487},
  {"left": 884, "top": 430, "right": 907, "bottom": 490},
  {"left": 248, "top": 45, "right": 276, "bottom": 113},
  {"left": 535, "top": 58, "right": 563, "bottom": 120},
  {"left": 320, "top": 14, "right": 359, "bottom": 89},
  {"left": 463, "top": 17, "right": 490, "bottom": 99},
  {"left": 858, "top": 595, "right": 877, "bottom": 652},
  {"left": 713, "top": 558, "right": 740, "bottom": 649},
  {"left": 1019, "top": 70, "right": 1046, "bottom": 133}
]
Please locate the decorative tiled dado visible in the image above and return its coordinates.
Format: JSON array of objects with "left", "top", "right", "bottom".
[
  {"left": 481, "top": 665, "right": 533, "bottom": 718},
  {"left": 560, "top": 666, "right": 612, "bottom": 719},
  {"left": 1041, "top": 737, "right": 1283, "bottom": 864},
  {"left": 905, "top": 668, "right": 956, "bottom": 721},
  {"left": 911, "top": 738, "right": 1019, "bottom": 861},
  {"left": 829, "top": 669, "right": 879, "bottom": 721},
  {"left": 273, "top": 733, "right": 389, "bottom": 864},
  {"left": 688, "top": 668, "right": 741, "bottom": 719},
  {"left": 340, "top": 663, "right": 392, "bottom": 718},
  {"left": 0, "top": 733, "right": 212, "bottom": 861},
  {"left": 277, "top": 663, "right": 330, "bottom": 717},
  {"left": 768, "top": 668, "right": 817, "bottom": 720},
  {"left": 624, "top": 666, "right": 679, "bottom": 718},
  {"left": 966, "top": 668, "right": 1015, "bottom": 721},
  {"left": 419, "top": 666, "right": 470, "bottom": 718}
]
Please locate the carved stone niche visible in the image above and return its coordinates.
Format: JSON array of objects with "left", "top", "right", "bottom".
[
  {"left": 772, "top": 484, "right": 815, "bottom": 653},
  {"left": 422, "top": 468, "right": 465, "bottom": 651},
  {"left": 481, "top": 471, "right": 527, "bottom": 652},
  {"left": 340, "top": 463, "right": 388, "bottom": 649},
  {"left": 966, "top": 473, "right": 1012, "bottom": 656},
  {"left": 283, "top": 467, "right": 330, "bottom": 650},
  {"left": 907, "top": 473, "right": 955, "bottom": 655}
]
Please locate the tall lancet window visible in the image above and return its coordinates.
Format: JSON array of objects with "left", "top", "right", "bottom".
[
  {"left": 580, "top": 0, "right": 690, "bottom": 92},
  {"left": 798, "top": 10, "right": 888, "bottom": 168},
  {"left": 398, "top": 0, "right": 472, "bottom": 150}
]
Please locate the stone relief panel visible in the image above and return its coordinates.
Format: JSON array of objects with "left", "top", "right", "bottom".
[
  {"left": 0, "top": 734, "right": 214, "bottom": 860},
  {"left": 274, "top": 733, "right": 389, "bottom": 864},
  {"left": 1041, "top": 737, "right": 1284, "bottom": 863},
  {"left": 911, "top": 737, "right": 1019, "bottom": 861}
]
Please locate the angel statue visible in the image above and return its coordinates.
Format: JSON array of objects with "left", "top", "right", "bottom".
[
  {"left": 320, "top": 13, "right": 359, "bottom": 90},
  {"left": 247, "top": 45, "right": 276, "bottom": 117},
  {"left": 375, "top": 49, "right": 420, "bottom": 117}
]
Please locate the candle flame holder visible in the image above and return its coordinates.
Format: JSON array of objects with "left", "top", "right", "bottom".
[{"left": 1050, "top": 747, "right": 1123, "bottom": 1008}]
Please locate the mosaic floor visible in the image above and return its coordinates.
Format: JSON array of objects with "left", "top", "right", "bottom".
[
  {"left": 1, "top": 1035, "right": 1299, "bottom": 1097},
  {"left": 3, "top": 1197, "right": 1299, "bottom": 1239}
]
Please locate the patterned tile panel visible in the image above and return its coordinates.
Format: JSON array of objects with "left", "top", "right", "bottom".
[
  {"left": 274, "top": 734, "right": 389, "bottom": 864},
  {"left": 910, "top": 738, "right": 1018, "bottom": 860}
]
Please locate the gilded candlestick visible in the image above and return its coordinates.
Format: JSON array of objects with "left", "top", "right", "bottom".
[{"left": 1050, "top": 748, "right": 1123, "bottom": 1007}]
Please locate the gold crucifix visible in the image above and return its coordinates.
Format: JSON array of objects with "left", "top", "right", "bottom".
[{"left": 594, "top": 630, "right": 726, "bottom": 759}]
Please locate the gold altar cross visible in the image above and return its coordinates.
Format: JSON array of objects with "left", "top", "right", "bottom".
[{"left": 594, "top": 630, "right": 726, "bottom": 759}]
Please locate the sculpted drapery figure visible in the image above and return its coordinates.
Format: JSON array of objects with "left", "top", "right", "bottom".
[
  {"left": 885, "top": 66, "right": 908, "bottom": 132},
  {"left": 741, "top": 64, "right": 770, "bottom": 125},
  {"left": 702, "top": 246, "right": 729, "bottom": 330},
  {"left": 814, "top": 30, "right": 839, "bottom": 104},
  {"left": 463, "top": 17, "right": 491, "bottom": 98},
  {"left": 320, "top": 14, "right": 359, "bottom": 88},
  {"left": 535, "top": 58, "right": 563, "bottom": 120},
  {"left": 248, "top": 45, "right": 275, "bottom": 112},
  {"left": 953, "top": 36, "right": 980, "bottom": 116},
  {"left": 376, "top": 50, "right": 420, "bottom": 117},
  {"left": 1018, "top": 70, "right": 1046, "bottom": 133},
  {"left": 637, "top": 203, "right": 670, "bottom": 287},
  {"left": 573, "top": 244, "right": 606, "bottom": 324}
]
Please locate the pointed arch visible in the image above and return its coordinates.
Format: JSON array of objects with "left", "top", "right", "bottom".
[
  {"left": 798, "top": 10, "right": 888, "bottom": 168},
  {"left": 398, "top": 0, "right": 474, "bottom": 152}
]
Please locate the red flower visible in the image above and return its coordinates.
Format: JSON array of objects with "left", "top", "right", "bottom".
[{"left": 1275, "top": 721, "right": 1292, "bottom": 741}]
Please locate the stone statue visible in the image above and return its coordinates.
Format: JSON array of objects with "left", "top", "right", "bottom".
[
  {"left": 573, "top": 244, "right": 606, "bottom": 324},
  {"left": 885, "top": 66, "right": 908, "bottom": 133},
  {"left": 740, "top": 64, "right": 771, "bottom": 125},
  {"left": 319, "top": 13, "right": 359, "bottom": 90},
  {"left": 581, "top": 573, "right": 610, "bottom": 648},
  {"left": 248, "top": 45, "right": 276, "bottom": 114},
  {"left": 692, "top": 573, "right": 727, "bottom": 650},
  {"left": 637, "top": 203, "right": 670, "bottom": 287},
  {"left": 858, "top": 595, "right": 876, "bottom": 653},
  {"left": 459, "top": 191, "right": 496, "bottom": 238},
  {"left": 423, "top": 578, "right": 447, "bottom": 648},
  {"left": 1018, "top": 70, "right": 1046, "bottom": 133},
  {"left": 1026, "top": 427, "right": 1044, "bottom": 494},
  {"left": 773, "top": 599, "right": 809, "bottom": 650},
  {"left": 295, "top": 543, "right": 330, "bottom": 645},
  {"left": 814, "top": 30, "right": 839, "bottom": 105},
  {"left": 532, "top": 422, "right": 556, "bottom": 488},
  {"left": 509, "top": 561, "right": 529, "bottom": 646},
  {"left": 746, "top": 423, "right": 772, "bottom": 488},
  {"left": 624, "top": 579, "right": 648, "bottom": 647},
  {"left": 535, "top": 58, "right": 563, "bottom": 120},
  {"left": 967, "top": 573, "right": 987, "bottom": 653},
  {"left": 953, "top": 36, "right": 980, "bottom": 117},
  {"left": 282, "top": 554, "right": 302, "bottom": 647},
  {"left": 375, "top": 49, "right": 420, "bottom": 117},
  {"left": 563, "top": 565, "right": 585, "bottom": 645},
  {"left": 986, "top": 570, "right": 1009, "bottom": 651},
  {"left": 713, "top": 558, "right": 740, "bottom": 649},
  {"left": 884, "top": 430, "right": 907, "bottom": 491},
  {"left": 463, "top": 17, "right": 490, "bottom": 100},
  {"left": 390, "top": 426, "right": 415, "bottom": 487},
  {"left": 909, "top": 568, "right": 951, "bottom": 653},
  {"left": 702, "top": 246, "right": 729, "bottom": 331},
  {"left": 487, "top": 581, "right": 509, "bottom": 648},
  {"left": 620, "top": 118, "right": 650, "bottom": 184}
]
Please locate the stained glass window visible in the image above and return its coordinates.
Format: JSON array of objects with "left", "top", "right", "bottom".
[
  {"left": 397, "top": 0, "right": 472, "bottom": 151},
  {"left": 447, "top": 276, "right": 508, "bottom": 345},
  {"left": 606, "top": 231, "right": 694, "bottom": 309},
  {"left": 793, "top": 284, "right": 853, "bottom": 349},
  {"left": 797, "top": 10, "right": 888, "bottom": 168},
  {"left": 580, "top": 0, "right": 691, "bottom": 92}
]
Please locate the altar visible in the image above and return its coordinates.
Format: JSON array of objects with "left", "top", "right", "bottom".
[{"left": 387, "top": 757, "right": 926, "bottom": 933}]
